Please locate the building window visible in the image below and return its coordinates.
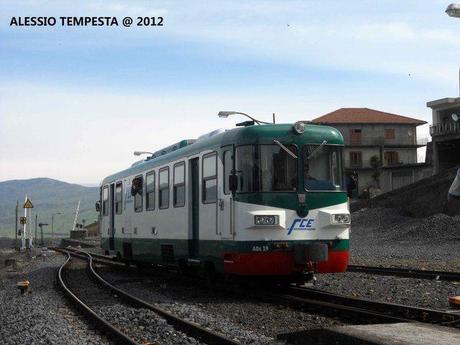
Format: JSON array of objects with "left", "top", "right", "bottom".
[
  {"left": 202, "top": 153, "right": 217, "bottom": 203},
  {"left": 159, "top": 167, "right": 169, "bottom": 209},
  {"left": 132, "top": 176, "right": 143, "bottom": 212},
  {"left": 350, "top": 129, "right": 362, "bottom": 145},
  {"left": 146, "top": 171, "right": 155, "bottom": 210},
  {"left": 173, "top": 162, "right": 185, "bottom": 207},
  {"left": 115, "top": 182, "right": 122, "bottom": 215},
  {"left": 349, "top": 152, "right": 362, "bottom": 167},
  {"left": 223, "top": 150, "right": 232, "bottom": 194},
  {"left": 384, "top": 151, "right": 399, "bottom": 166},
  {"left": 102, "top": 186, "right": 109, "bottom": 216},
  {"left": 385, "top": 128, "right": 395, "bottom": 140}
]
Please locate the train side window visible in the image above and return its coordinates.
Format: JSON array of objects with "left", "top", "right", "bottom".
[
  {"left": 173, "top": 162, "right": 185, "bottom": 207},
  {"left": 223, "top": 150, "right": 232, "bottom": 195},
  {"left": 159, "top": 167, "right": 170, "bottom": 209},
  {"left": 102, "top": 186, "right": 109, "bottom": 216},
  {"left": 115, "top": 182, "right": 123, "bottom": 215},
  {"left": 133, "top": 175, "right": 143, "bottom": 212},
  {"left": 146, "top": 171, "right": 155, "bottom": 210},
  {"left": 202, "top": 152, "right": 217, "bottom": 203}
]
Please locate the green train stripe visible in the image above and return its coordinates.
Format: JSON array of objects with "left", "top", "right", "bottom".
[{"left": 235, "top": 192, "right": 348, "bottom": 212}]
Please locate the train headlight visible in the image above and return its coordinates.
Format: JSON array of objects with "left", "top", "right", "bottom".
[
  {"left": 254, "top": 215, "right": 279, "bottom": 226},
  {"left": 293, "top": 121, "right": 305, "bottom": 134},
  {"left": 331, "top": 214, "right": 351, "bottom": 224}
]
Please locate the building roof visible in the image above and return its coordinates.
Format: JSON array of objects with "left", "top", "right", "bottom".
[
  {"left": 426, "top": 97, "right": 460, "bottom": 109},
  {"left": 311, "top": 108, "right": 427, "bottom": 126}
]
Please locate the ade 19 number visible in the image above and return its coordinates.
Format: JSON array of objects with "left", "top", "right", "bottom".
[
  {"left": 252, "top": 245, "right": 269, "bottom": 252},
  {"left": 137, "top": 16, "right": 164, "bottom": 26}
]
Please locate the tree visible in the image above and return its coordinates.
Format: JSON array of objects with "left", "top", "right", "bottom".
[{"left": 370, "top": 155, "right": 381, "bottom": 187}]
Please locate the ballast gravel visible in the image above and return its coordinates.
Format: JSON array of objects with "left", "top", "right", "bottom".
[
  {"left": 97, "top": 305, "right": 202, "bottom": 345},
  {"left": 307, "top": 206, "right": 460, "bottom": 312},
  {"left": 315, "top": 272, "right": 460, "bottom": 310},
  {"left": 98, "top": 267, "right": 343, "bottom": 344},
  {"left": 0, "top": 251, "right": 110, "bottom": 345},
  {"left": 65, "top": 259, "right": 205, "bottom": 345},
  {"left": 349, "top": 207, "right": 460, "bottom": 271}
]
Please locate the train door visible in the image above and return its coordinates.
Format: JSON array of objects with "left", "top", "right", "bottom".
[
  {"left": 189, "top": 158, "right": 199, "bottom": 258},
  {"left": 109, "top": 183, "right": 115, "bottom": 250},
  {"left": 218, "top": 146, "right": 234, "bottom": 239}
]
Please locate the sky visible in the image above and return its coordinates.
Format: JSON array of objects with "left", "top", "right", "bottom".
[{"left": 1, "top": 0, "right": 459, "bottom": 185}]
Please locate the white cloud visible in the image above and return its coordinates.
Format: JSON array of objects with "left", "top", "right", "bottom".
[
  {"left": 0, "top": 80, "right": 434, "bottom": 183},
  {"left": 2, "top": 1, "right": 459, "bottom": 87},
  {"left": 0, "top": 82, "right": 330, "bottom": 183},
  {"left": 0, "top": 1, "right": 452, "bottom": 182}
]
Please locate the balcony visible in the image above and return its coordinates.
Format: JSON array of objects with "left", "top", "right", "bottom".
[
  {"left": 430, "top": 122, "right": 460, "bottom": 137},
  {"left": 347, "top": 136, "right": 425, "bottom": 147},
  {"left": 349, "top": 162, "right": 363, "bottom": 169}
]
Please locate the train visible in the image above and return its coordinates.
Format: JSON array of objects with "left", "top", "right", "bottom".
[{"left": 97, "top": 120, "right": 350, "bottom": 282}]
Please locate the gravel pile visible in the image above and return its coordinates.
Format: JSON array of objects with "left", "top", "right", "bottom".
[
  {"left": 98, "top": 267, "right": 343, "bottom": 344},
  {"left": 350, "top": 207, "right": 460, "bottom": 270},
  {"left": 352, "top": 208, "right": 460, "bottom": 243},
  {"left": 315, "top": 272, "right": 460, "bottom": 310},
  {"left": 0, "top": 252, "right": 110, "bottom": 345}
]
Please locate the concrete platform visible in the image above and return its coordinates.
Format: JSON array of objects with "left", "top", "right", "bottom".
[{"left": 278, "top": 322, "right": 460, "bottom": 345}]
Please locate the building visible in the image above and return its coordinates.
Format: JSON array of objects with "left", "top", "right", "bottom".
[
  {"left": 311, "top": 108, "right": 431, "bottom": 195},
  {"left": 84, "top": 221, "right": 100, "bottom": 238},
  {"left": 427, "top": 97, "right": 460, "bottom": 173}
]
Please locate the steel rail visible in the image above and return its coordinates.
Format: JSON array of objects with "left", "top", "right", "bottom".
[
  {"left": 347, "top": 264, "right": 460, "bottom": 282},
  {"left": 285, "top": 286, "right": 460, "bottom": 327},
  {"left": 69, "top": 249, "right": 240, "bottom": 345},
  {"left": 56, "top": 253, "right": 139, "bottom": 345}
]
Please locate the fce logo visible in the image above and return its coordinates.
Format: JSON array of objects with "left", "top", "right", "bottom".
[{"left": 287, "top": 218, "right": 315, "bottom": 235}]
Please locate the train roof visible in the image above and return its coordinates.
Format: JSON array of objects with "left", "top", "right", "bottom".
[{"left": 101, "top": 123, "right": 343, "bottom": 185}]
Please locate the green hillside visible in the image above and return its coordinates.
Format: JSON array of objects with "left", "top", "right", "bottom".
[{"left": 0, "top": 178, "right": 99, "bottom": 238}]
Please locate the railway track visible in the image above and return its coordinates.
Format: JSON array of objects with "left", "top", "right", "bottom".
[
  {"left": 347, "top": 264, "right": 460, "bottom": 281},
  {"left": 57, "top": 247, "right": 460, "bottom": 330},
  {"left": 278, "top": 285, "right": 460, "bottom": 327},
  {"left": 56, "top": 249, "right": 240, "bottom": 345}
]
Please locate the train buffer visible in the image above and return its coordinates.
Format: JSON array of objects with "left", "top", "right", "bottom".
[{"left": 277, "top": 322, "right": 460, "bottom": 345}]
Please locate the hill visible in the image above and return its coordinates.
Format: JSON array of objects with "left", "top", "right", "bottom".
[{"left": 0, "top": 178, "right": 99, "bottom": 238}]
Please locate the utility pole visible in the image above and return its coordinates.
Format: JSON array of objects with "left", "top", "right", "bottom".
[
  {"left": 14, "top": 200, "right": 18, "bottom": 250},
  {"left": 35, "top": 214, "right": 38, "bottom": 245}
]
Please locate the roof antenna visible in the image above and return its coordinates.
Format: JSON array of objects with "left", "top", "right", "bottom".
[{"left": 273, "top": 113, "right": 276, "bottom": 124}]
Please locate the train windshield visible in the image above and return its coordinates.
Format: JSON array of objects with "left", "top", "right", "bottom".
[
  {"left": 236, "top": 145, "right": 297, "bottom": 192},
  {"left": 303, "top": 145, "right": 343, "bottom": 191}
]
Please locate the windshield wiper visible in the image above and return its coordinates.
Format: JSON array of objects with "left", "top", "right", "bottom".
[
  {"left": 273, "top": 140, "right": 298, "bottom": 159},
  {"left": 307, "top": 140, "right": 328, "bottom": 159}
]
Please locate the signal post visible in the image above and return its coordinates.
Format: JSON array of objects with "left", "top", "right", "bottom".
[{"left": 21, "top": 196, "right": 34, "bottom": 250}]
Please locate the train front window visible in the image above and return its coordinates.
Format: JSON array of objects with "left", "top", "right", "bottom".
[
  {"left": 236, "top": 145, "right": 297, "bottom": 192},
  {"left": 303, "top": 145, "right": 343, "bottom": 191}
]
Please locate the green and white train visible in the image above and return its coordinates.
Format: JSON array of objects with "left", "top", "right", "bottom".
[{"left": 98, "top": 121, "right": 350, "bottom": 281}]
